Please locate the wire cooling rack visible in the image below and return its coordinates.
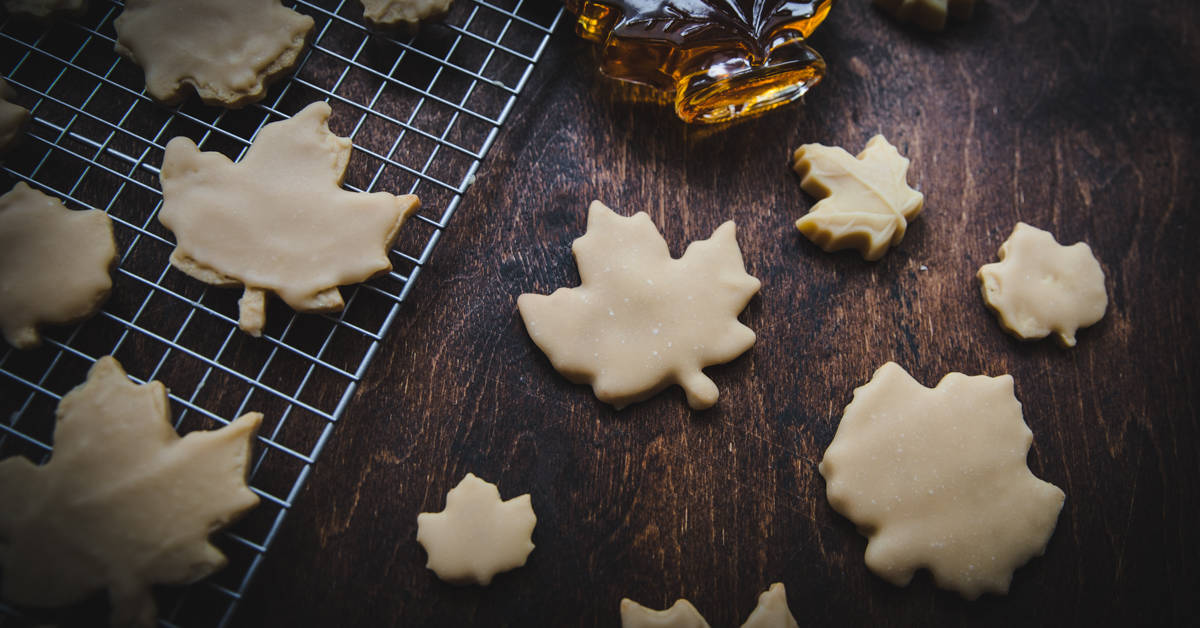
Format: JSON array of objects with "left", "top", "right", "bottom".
[{"left": 0, "top": 1, "right": 562, "bottom": 625}]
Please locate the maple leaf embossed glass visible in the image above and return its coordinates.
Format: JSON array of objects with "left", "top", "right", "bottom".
[{"left": 565, "top": 0, "right": 836, "bottom": 123}]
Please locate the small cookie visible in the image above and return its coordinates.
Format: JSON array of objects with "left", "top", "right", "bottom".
[
  {"left": 158, "top": 101, "right": 420, "bottom": 336},
  {"left": 819, "top": 362, "right": 1065, "bottom": 599},
  {"left": 874, "top": 0, "right": 975, "bottom": 31},
  {"left": 0, "top": 182, "right": 116, "bottom": 349},
  {"left": 114, "top": 0, "right": 314, "bottom": 107},
  {"left": 3, "top": 0, "right": 86, "bottom": 19},
  {"left": 619, "top": 583, "right": 796, "bottom": 628},
  {"left": 0, "top": 356, "right": 262, "bottom": 628},
  {"left": 415, "top": 473, "right": 536, "bottom": 585},
  {"left": 977, "top": 222, "right": 1107, "bottom": 347},
  {"left": 517, "top": 201, "right": 761, "bottom": 410},
  {"left": 620, "top": 598, "right": 710, "bottom": 628},
  {"left": 792, "top": 134, "right": 924, "bottom": 261},
  {"left": 360, "top": 0, "right": 453, "bottom": 28},
  {"left": 0, "top": 79, "right": 31, "bottom": 153}
]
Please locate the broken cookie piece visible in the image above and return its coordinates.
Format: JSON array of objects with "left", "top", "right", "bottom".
[
  {"left": 114, "top": 0, "right": 313, "bottom": 107},
  {"left": 518, "top": 201, "right": 760, "bottom": 410},
  {"left": 819, "top": 362, "right": 1065, "bottom": 599},
  {"left": 416, "top": 473, "right": 536, "bottom": 586},
  {"left": 977, "top": 222, "right": 1107, "bottom": 347},
  {"left": 874, "top": 0, "right": 975, "bottom": 31},
  {"left": 792, "top": 134, "right": 924, "bottom": 261},
  {"left": 158, "top": 101, "right": 419, "bottom": 336},
  {"left": 360, "top": 0, "right": 453, "bottom": 28},
  {"left": 0, "top": 182, "right": 116, "bottom": 349},
  {"left": 0, "top": 356, "right": 262, "bottom": 628}
]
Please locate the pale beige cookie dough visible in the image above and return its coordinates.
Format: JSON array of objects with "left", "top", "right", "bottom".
[
  {"left": 0, "top": 356, "right": 262, "bottom": 628},
  {"left": 3, "top": 0, "right": 86, "bottom": 19},
  {"left": 360, "top": 0, "right": 453, "bottom": 27},
  {"left": 518, "top": 201, "right": 761, "bottom": 410},
  {"left": 620, "top": 583, "right": 795, "bottom": 628},
  {"left": 114, "top": 0, "right": 314, "bottom": 107},
  {"left": 978, "top": 222, "right": 1107, "bottom": 347},
  {"left": 0, "top": 182, "right": 116, "bottom": 349},
  {"left": 158, "top": 101, "right": 420, "bottom": 336},
  {"left": 620, "top": 598, "right": 710, "bottom": 628},
  {"left": 874, "top": 0, "right": 975, "bottom": 31},
  {"left": 740, "top": 583, "right": 799, "bottom": 628},
  {"left": 819, "top": 362, "right": 1065, "bottom": 599},
  {"left": 792, "top": 134, "right": 924, "bottom": 261},
  {"left": 0, "top": 79, "right": 30, "bottom": 153},
  {"left": 416, "top": 473, "right": 536, "bottom": 586}
]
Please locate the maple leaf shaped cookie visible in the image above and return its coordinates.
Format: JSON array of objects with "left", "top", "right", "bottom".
[
  {"left": 114, "top": 0, "right": 313, "bottom": 107},
  {"left": 978, "top": 222, "right": 1107, "bottom": 347},
  {"left": 819, "top": 362, "right": 1065, "bottom": 599},
  {"left": 360, "top": 0, "right": 453, "bottom": 27},
  {"left": 620, "top": 598, "right": 710, "bottom": 628},
  {"left": 416, "top": 473, "right": 536, "bottom": 586},
  {"left": 0, "top": 356, "right": 261, "bottom": 627},
  {"left": 159, "top": 101, "right": 420, "bottom": 336},
  {"left": 0, "top": 79, "right": 30, "bottom": 153},
  {"left": 518, "top": 201, "right": 761, "bottom": 410},
  {"left": 620, "top": 583, "right": 797, "bottom": 628},
  {"left": 0, "top": 182, "right": 116, "bottom": 349},
  {"left": 3, "top": 0, "right": 86, "bottom": 19},
  {"left": 740, "top": 582, "right": 799, "bottom": 628},
  {"left": 792, "top": 135, "right": 924, "bottom": 261}
]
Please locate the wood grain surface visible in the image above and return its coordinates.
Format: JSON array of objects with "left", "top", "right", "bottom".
[{"left": 6, "top": 0, "right": 1189, "bottom": 626}]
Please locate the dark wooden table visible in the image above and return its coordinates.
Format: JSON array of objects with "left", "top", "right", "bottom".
[{"left": 234, "top": 1, "right": 1199, "bottom": 626}]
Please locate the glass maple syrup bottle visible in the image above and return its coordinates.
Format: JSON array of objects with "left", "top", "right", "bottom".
[{"left": 565, "top": 0, "right": 836, "bottom": 124}]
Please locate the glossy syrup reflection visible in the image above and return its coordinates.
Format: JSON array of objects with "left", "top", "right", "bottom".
[{"left": 566, "top": 0, "right": 835, "bottom": 123}]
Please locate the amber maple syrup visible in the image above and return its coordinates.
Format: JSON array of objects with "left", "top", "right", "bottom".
[{"left": 565, "top": 0, "right": 835, "bottom": 123}]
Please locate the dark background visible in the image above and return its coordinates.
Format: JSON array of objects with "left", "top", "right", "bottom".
[
  {"left": 1, "top": 0, "right": 1196, "bottom": 626},
  {"left": 238, "top": 1, "right": 1200, "bottom": 626}
]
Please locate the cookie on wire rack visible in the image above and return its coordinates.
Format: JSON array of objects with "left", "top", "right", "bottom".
[
  {"left": 113, "top": 0, "right": 314, "bottom": 107},
  {"left": 359, "top": 0, "right": 454, "bottom": 28}
]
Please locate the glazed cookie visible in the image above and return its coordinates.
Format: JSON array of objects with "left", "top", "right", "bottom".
[
  {"left": 819, "top": 362, "right": 1065, "bottom": 599},
  {"left": 415, "top": 473, "right": 536, "bottom": 586},
  {"left": 0, "top": 79, "right": 30, "bottom": 153},
  {"left": 158, "top": 101, "right": 420, "bottom": 336},
  {"left": 0, "top": 356, "right": 262, "bottom": 628},
  {"left": 360, "top": 0, "right": 453, "bottom": 27},
  {"left": 0, "top": 182, "right": 116, "bottom": 349},
  {"left": 114, "top": 0, "right": 314, "bottom": 107},
  {"left": 978, "top": 222, "right": 1107, "bottom": 347},
  {"left": 3, "top": 0, "right": 86, "bottom": 19},
  {"left": 518, "top": 201, "right": 761, "bottom": 410},
  {"left": 792, "top": 134, "right": 924, "bottom": 261}
]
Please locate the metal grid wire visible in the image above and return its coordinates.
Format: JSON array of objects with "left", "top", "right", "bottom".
[{"left": 0, "top": 0, "right": 562, "bottom": 625}]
